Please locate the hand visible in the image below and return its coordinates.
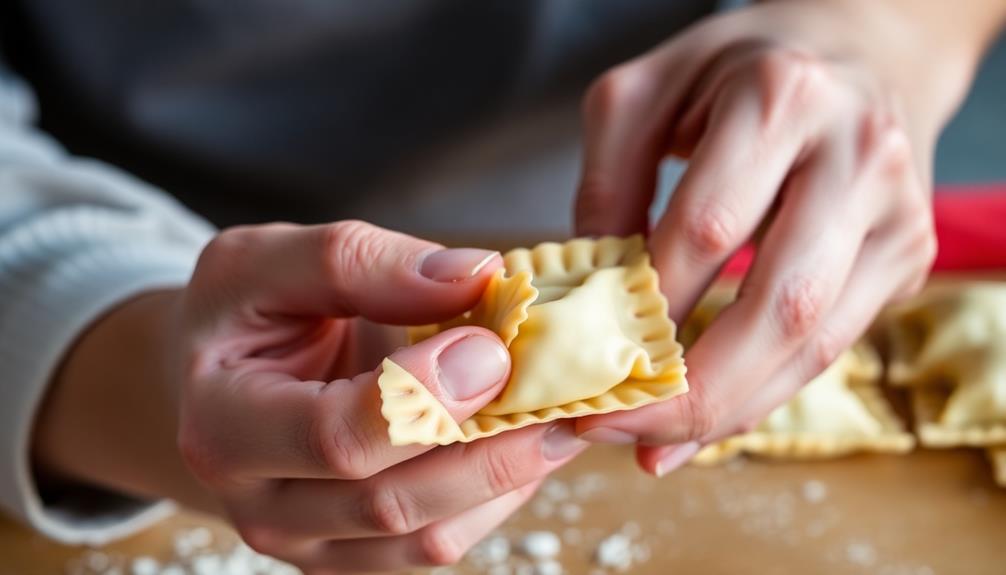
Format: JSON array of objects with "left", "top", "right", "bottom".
[
  {"left": 35, "top": 221, "right": 588, "bottom": 573},
  {"left": 572, "top": 0, "right": 1002, "bottom": 474}
]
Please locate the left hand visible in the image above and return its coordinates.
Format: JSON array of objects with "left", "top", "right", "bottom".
[{"left": 571, "top": 0, "right": 995, "bottom": 474}]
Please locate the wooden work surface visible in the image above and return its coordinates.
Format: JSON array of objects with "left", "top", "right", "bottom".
[
  {"left": 2, "top": 261, "right": 1004, "bottom": 574},
  {"left": 1, "top": 445, "right": 1003, "bottom": 574}
]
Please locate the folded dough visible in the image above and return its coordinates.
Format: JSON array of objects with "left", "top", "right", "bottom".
[
  {"left": 693, "top": 343, "right": 914, "bottom": 464},
  {"left": 990, "top": 447, "right": 1006, "bottom": 487},
  {"left": 379, "top": 236, "right": 688, "bottom": 446},
  {"left": 885, "top": 283, "right": 1006, "bottom": 447}
]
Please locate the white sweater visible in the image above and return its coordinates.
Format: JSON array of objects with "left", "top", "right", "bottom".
[{"left": 0, "top": 62, "right": 215, "bottom": 545}]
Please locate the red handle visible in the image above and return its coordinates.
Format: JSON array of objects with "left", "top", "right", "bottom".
[{"left": 721, "top": 185, "right": 1006, "bottom": 277}]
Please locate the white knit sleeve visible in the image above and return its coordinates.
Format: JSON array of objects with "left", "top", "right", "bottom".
[{"left": 0, "top": 63, "right": 215, "bottom": 545}]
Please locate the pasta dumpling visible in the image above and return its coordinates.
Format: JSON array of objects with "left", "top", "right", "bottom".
[
  {"left": 378, "top": 236, "right": 688, "bottom": 446},
  {"left": 885, "top": 283, "right": 1006, "bottom": 447},
  {"left": 693, "top": 343, "right": 914, "bottom": 464}
]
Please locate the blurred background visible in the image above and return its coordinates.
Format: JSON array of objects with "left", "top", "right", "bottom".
[{"left": 1, "top": 0, "right": 1003, "bottom": 242}]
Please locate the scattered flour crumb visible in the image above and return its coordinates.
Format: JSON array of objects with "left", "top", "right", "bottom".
[
  {"left": 520, "top": 531, "right": 561, "bottom": 560},
  {"left": 595, "top": 533, "right": 633, "bottom": 571},
  {"left": 801, "top": 480, "right": 828, "bottom": 504},
  {"left": 845, "top": 540, "right": 877, "bottom": 567},
  {"left": 470, "top": 534, "right": 512, "bottom": 566},
  {"left": 558, "top": 502, "right": 582, "bottom": 524},
  {"left": 532, "top": 559, "right": 563, "bottom": 575},
  {"left": 129, "top": 557, "right": 159, "bottom": 575},
  {"left": 85, "top": 552, "right": 111, "bottom": 572},
  {"left": 514, "top": 563, "right": 535, "bottom": 575},
  {"left": 541, "top": 480, "right": 571, "bottom": 502}
]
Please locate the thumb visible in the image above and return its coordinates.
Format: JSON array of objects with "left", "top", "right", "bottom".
[
  {"left": 196, "top": 220, "right": 501, "bottom": 324},
  {"left": 186, "top": 325, "right": 511, "bottom": 480}
]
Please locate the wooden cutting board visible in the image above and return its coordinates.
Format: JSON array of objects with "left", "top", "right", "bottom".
[{"left": 1, "top": 444, "right": 1003, "bottom": 574}]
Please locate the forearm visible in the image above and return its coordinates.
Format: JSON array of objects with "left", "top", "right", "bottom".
[
  {"left": 858, "top": 0, "right": 1006, "bottom": 126},
  {"left": 32, "top": 289, "right": 219, "bottom": 514},
  {"left": 749, "top": 0, "right": 1005, "bottom": 181}
]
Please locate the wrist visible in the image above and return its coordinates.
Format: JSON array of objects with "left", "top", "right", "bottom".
[{"left": 32, "top": 288, "right": 218, "bottom": 512}]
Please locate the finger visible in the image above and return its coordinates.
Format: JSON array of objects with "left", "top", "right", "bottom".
[
  {"left": 651, "top": 50, "right": 833, "bottom": 322},
  {"left": 634, "top": 119, "right": 933, "bottom": 475},
  {"left": 636, "top": 223, "right": 930, "bottom": 475},
  {"left": 299, "top": 481, "right": 542, "bottom": 573},
  {"left": 575, "top": 124, "right": 873, "bottom": 447},
  {"left": 179, "top": 327, "right": 510, "bottom": 484},
  {"left": 192, "top": 220, "right": 501, "bottom": 325},
  {"left": 702, "top": 182, "right": 936, "bottom": 444},
  {"left": 574, "top": 29, "right": 722, "bottom": 237},
  {"left": 259, "top": 422, "right": 586, "bottom": 540}
]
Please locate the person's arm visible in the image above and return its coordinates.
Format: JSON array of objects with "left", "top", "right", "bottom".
[
  {"left": 2, "top": 57, "right": 584, "bottom": 571},
  {"left": 572, "top": 0, "right": 1006, "bottom": 473},
  {"left": 0, "top": 59, "right": 215, "bottom": 544}
]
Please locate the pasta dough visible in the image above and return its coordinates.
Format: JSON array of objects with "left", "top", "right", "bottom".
[
  {"left": 990, "top": 447, "right": 1006, "bottom": 487},
  {"left": 379, "top": 236, "right": 688, "bottom": 446},
  {"left": 885, "top": 283, "right": 1006, "bottom": 447},
  {"left": 693, "top": 343, "right": 914, "bottom": 464}
]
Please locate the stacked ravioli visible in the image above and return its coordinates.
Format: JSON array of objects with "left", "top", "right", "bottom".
[
  {"left": 682, "top": 290, "right": 915, "bottom": 465},
  {"left": 377, "top": 235, "right": 1006, "bottom": 489},
  {"left": 884, "top": 283, "right": 1006, "bottom": 487},
  {"left": 379, "top": 236, "right": 688, "bottom": 446}
]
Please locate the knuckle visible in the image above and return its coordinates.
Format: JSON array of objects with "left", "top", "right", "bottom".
[
  {"left": 416, "top": 526, "right": 464, "bottom": 566},
  {"left": 322, "top": 220, "right": 389, "bottom": 288},
  {"left": 583, "top": 64, "right": 648, "bottom": 121},
  {"left": 478, "top": 446, "right": 523, "bottom": 495},
  {"left": 177, "top": 424, "right": 230, "bottom": 487},
  {"left": 808, "top": 328, "right": 845, "bottom": 376},
  {"left": 735, "top": 418, "right": 759, "bottom": 435},
  {"left": 773, "top": 276, "right": 826, "bottom": 342},
  {"left": 680, "top": 382, "right": 719, "bottom": 441},
  {"left": 576, "top": 173, "right": 617, "bottom": 223},
  {"left": 309, "top": 398, "right": 376, "bottom": 480},
  {"left": 864, "top": 118, "right": 913, "bottom": 177},
  {"left": 365, "top": 482, "right": 417, "bottom": 535},
  {"left": 236, "top": 521, "right": 284, "bottom": 556},
  {"left": 917, "top": 225, "right": 938, "bottom": 269},
  {"left": 754, "top": 49, "right": 831, "bottom": 121},
  {"left": 194, "top": 227, "right": 255, "bottom": 279},
  {"left": 681, "top": 201, "right": 739, "bottom": 261}
]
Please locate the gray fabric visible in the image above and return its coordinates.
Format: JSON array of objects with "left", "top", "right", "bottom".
[
  {"left": 935, "top": 33, "right": 1006, "bottom": 184},
  {"left": 1, "top": 0, "right": 716, "bottom": 227}
]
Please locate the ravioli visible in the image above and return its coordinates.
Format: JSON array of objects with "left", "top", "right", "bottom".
[
  {"left": 379, "top": 236, "right": 688, "bottom": 445},
  {"left": 693, "top": 343, "right": 914, "bottom": 464},
  {"left": 885, "top": 283, "right": 1006, "bottom": 447},
  {"left": 990, "top": 447, "right": 1006, "bottom": 487}
]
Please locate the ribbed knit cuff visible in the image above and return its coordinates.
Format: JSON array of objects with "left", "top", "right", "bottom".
[{"left": 0, "top": 242, "right": 201, "bottom": 545}]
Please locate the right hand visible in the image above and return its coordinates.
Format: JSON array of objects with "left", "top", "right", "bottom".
[{"left": 39, "top": 221, "right": 588, "bottom": 573}]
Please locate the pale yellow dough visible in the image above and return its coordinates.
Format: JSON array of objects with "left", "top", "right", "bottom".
[
  {"left": 378, "top": 236, "right": 688, "bottom": 446},
  {"left": 989, "top": 447, "right": 1006, "bottom": 487},
  {"left": 885, "top": 283, "right": 1006, "bottom": 448},
  {"left": 693, "top": 343, "right": 914, "bottom": 464}
]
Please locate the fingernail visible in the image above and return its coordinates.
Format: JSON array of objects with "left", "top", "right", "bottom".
[
  {"left": 542, "top": 422, "right": 590, "bottom": 461},
  {"left": 655, "top": 442, "right": 701, "bottom": 478},
  {"left": 420, "top": 248, "right": 499, "bottom": 282},
  {"left": 437, "top": 335, "right": 509, "bottom": 400},
  {"left": 578, "top": 427, "right": 637, "bottom": 444}
]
